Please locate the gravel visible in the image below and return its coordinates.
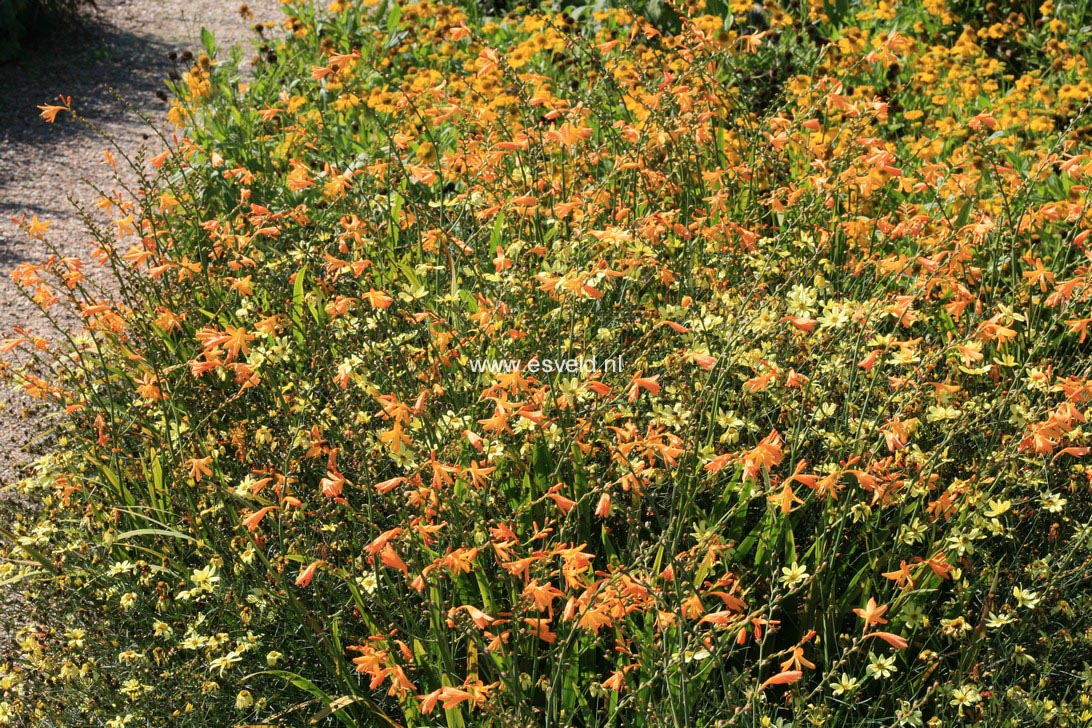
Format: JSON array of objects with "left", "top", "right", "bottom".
[
  {"left": 0, "top": 0, "right": 285, "bottom": 485},
  {"left": 0, "top": 0, "right": 285, "bottom": 696}
]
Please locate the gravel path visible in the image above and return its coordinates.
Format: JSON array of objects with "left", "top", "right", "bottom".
[
  {"left": 0, "top": 0, "right": 284, "bottom": 486},
  {"left": 0, "top": 2, "right": 284, "bottom": 711}
]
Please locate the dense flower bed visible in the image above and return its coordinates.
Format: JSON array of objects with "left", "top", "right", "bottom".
[{"left": 3, "top": 0, "right": 1092, "bottom": 724}]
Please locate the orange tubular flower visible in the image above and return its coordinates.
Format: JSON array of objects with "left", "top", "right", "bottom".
[
  {"left": 864, "top": 631, "right": 909, "bottom": 649},
  {"left": 758, "top": 670, "right": 802, "bottom": 691},
  {"left": 594, "top": 492, "right": 611, "bottom": 518},
  {"left": 741, "top": 430, "right": 784, "bottom": 482},
  {"left": 626, "top": 371, "right": 661, "bottom": 402},
  {"left": 186, "top": 456, "right": 213, "bottom": 482},
  {"left": 241, "top": 505, "right": 277, "bottom": 532},
  {"left": 380, "top": 545, "right": 409, "bottom": 574},
  {"left": 853, "top": 597, "right": 889, "bottom": 633},
  {"left": 294, "top": 560, "right": 324, "bottom": 588},
  {"left": 419, "top": 686, "right": 472, "bottom": 714},
  {"left": 37, "top": 96, "right": 71, "bottom": 122},
  {"left": 523, "top": 617, "right": 557, "bottom": 643}
]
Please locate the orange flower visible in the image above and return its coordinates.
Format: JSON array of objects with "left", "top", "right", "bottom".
[
  {"left": 704, "top": 452, "right": 733, "bottom": 474},
  {"left": 241, "top": 505, "right": 277, "bottom": 531},
  {"left": 380, "top": 545, "right": 408, "bottom": 574},
  {"left": 626, "top": 371, "right": 661, "bottom": 402},
  {"left": 758, "top": 669, "right": 802, "bottom": 691},
  {"left": 691, "top": 352, "right": 718, "bottom": 370},
  {"left": 770, "top": 459, "right": 816, "bottom": 514},
  {"left": 363, "top": 288, "right": 393, "bottom": 309},
  {"left": 294, "top": 560, "right": 324, "bottom": 588},
  {"left": 864, "top": 631, "right": 909, "bottom": 649},
  {"left": 584, "top": 380, "right": 612, "bottom": 397},
  {"left": 740, "top": 430, "right": 783, "bottom": 482},
  {"left": 446, "top": 24, "right": 470, "bottom": 41},
  {"left": 523, "top": 617, "right": 557, "bottom": 643},
  {"left": 366, "top": 527, "right": 402, "bottom": 556},
  {"left": 602, "top": 671, "right": 626, "bottom": 692},
  {"left": 781, "top": 315, "right": 817, "bottom": 333},
  {"left": 594, "top": 492, "right": 611, "bottom": 518},
  {"left": 921, "top": 551, "right": 953, "bottom": 580},
  {"left": 853, "top": 597, "right": 889, "bottom": 633},
  {"left": 780, "top": 646, "right": 816, "bottom": 672},
  {"left": 464, "top": 429, "right": 484, "bottom": 451},
  {"left": 546, "top": 483, "right": 576, "bottom": 515},
  {"left": 420, "top": 686, "right": 475, "bottom": 714},
  {"left": 881, "top": 561, "right": 915, "bottom": 589},
  {"left": 320, "top": 469, "right": 346, "bottom": 498},
  {"left": 26, "top": 216, "right": 51, "bottom": 240},
  {"left": 378, "top": 419, "right": 410, "bottom": 453},
  {"left": 858, "top": 349, "right": 881, "bottom": 371},
  {"left": 523, "top": 581, "right": 563, "bottom": 615},
  {"left": 428, "top": 547, "right": 479, "bottom": 577},
  {"left": 373, "top": 476, "right": 405, "bottom": 494},
  {"left": 699, "top": 610, "right": 741, "bottom": 627},
  {"left": 186, "top": 456, "right": 213, "bottom": 482},
  {"left": 465, "top": 461, "right": 496, "bottom": 489},
  {"left": 449, "top": 604, "right": 494, "bottom": 630},
  {"left": 38, "top": 96, "right": 71, "bottom": 122}
]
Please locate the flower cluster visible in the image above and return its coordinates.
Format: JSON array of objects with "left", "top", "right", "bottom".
[{"left": 3, "top": 0, "right": 1092, "bottom": 725}]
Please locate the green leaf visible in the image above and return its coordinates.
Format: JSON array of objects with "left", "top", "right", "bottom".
[
  {"left": 0, "top": 527, "right": 59, "bottom": 574},
  {"left": 246, "top": 670, "right": 359, "bottom": 728},
  {"left": 458, "top": 288, "right": 478, "bottom": 313},
  {"left": 386, "top": 2, "right": 402, "bottom": 33},
  {"left": 200, "top": 27, "right": 216, "bottom": 56},
  {"left": 292, "top": 263, "right": 308, "bottom": 344},
  {"left": 784, "top": 521, "right": 797, "bottom": 564},
  {"left": 954, "top": 199, "right": 972, "bottom": 230},
  {"left": 115, "top": 528, "right": 194, "bottom": 543},
  {"left": 309, "top": 695, "right": 402, "bottom": 727},
  {"left": 490, "top": 213, "right": 505, "bottom": 252}
]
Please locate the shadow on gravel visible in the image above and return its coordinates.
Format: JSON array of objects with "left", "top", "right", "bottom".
[
  {"left": 0, "top": 8, "right": 184, "bottom": 483},
  {"left": 0, "top": 4, "right": 189, "bottom": 299},
  {"left": 0, "top": 9, "right": 180, "bottom": 147}
]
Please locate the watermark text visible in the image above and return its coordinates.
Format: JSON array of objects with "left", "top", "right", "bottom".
[{"left": 469, "top": 354, "right": 625, "bottom": 375}]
